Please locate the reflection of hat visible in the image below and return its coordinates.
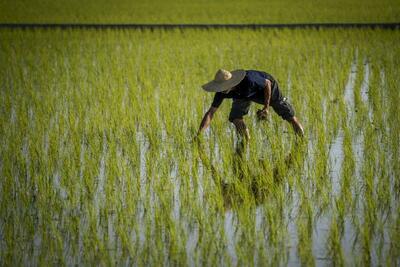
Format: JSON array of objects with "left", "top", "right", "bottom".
[{"left": 202, "top": 69, "right": 246, "bottom": 92}]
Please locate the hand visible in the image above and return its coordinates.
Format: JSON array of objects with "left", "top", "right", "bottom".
[{"left": 257, "top": 108, "right": 269, "bottom": 120}]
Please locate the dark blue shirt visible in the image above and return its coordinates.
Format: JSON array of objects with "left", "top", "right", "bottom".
[{"left": 211, "top": 70, "right": 281, "bottom": 108}]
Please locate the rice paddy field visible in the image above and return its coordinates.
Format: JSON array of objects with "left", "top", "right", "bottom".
[
  {"left": 0, "top": 27, "right": 399, "bottom": 266},
  {"left": 1, "top": 0, "right": 400, "bottom": 264}
]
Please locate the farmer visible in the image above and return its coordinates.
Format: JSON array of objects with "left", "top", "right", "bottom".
[{"left": 197, "top": 69, "right": 304, "bottom": 140}]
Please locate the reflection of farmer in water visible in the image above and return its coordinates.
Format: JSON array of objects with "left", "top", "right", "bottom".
[
  {"left": 197, "top": 69, "right": 304, "bottom": 140},
  {"left": 199, "top": 139, "right": 296, "bottom": 210}
]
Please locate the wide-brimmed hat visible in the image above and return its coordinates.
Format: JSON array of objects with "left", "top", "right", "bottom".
[{"left": 202, "top": 69, "right": 246, "bottom": 92}]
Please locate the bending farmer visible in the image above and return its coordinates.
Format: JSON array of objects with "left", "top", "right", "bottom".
[{"left": 198, "top": 69, "right": 304, "bottom": 140}]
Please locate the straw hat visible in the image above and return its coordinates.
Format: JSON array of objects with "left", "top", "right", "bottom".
[{"left": 202, "top": 69, "right": 246, "bottom": 92}]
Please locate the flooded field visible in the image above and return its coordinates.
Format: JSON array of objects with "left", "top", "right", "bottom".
[{"left": 0, "top": 28, "right": 399, "bottom": 266}]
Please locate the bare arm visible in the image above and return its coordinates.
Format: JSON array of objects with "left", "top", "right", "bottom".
[
  {"left": 197, "top": 106, "right": 218, "bottom": 135},
  {"left": 263, "top": 79, "right": 272, "bottom": 111},
  {"left": 257, "top": 79, "right": 272, "bottom": 120}
]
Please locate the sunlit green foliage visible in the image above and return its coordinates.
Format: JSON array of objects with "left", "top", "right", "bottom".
[{"left": 0, "top": 0, "right": 399, "bottom": 24}]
